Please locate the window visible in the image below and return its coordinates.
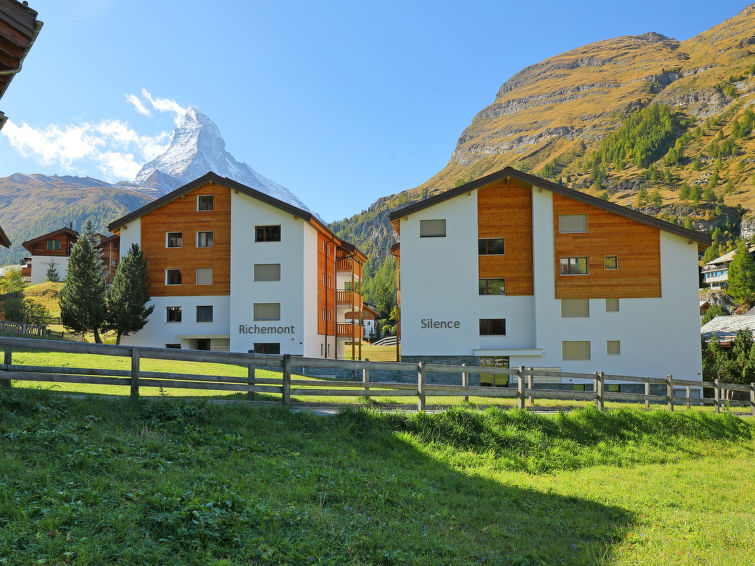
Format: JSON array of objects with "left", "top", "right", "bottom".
[
  {"left": 254, "top": 302, "right": 280, "bottom": 321},
  {"left": 195, "top": 339, "right": 211, "bottom": 350},
  {"left": 558, "top": 214, "right": 588, "bottom": 233},
  {"left": 254, "top": 343, "right": 280, "bottom": 354},
  {"left": 607, "top": 340, "right": 620, "bottom": 355},
  {"left": 560, "top": 257, "right": 588, "bottom": 275},
  {"left": 165, "top": 344, "right": 181, "bottom": 349},
  {"left": 196, "top": 268, "right": 213, "bottom": 285},
  {"left": 562, "top": 341, "right": 591, "bottom": 360},
  {"left": 46, "top": 239, "right": 60, "bottom": 251},
  {"left": 419, "top": 219, "right": 446, "bottom": 238},
  {"left": 254, "top": 264, "right": 280, "bottom": 281},
  {"left": 166, "top": 306, "right": 182, "bottom": 322},
  {"left": 322, "top": 308, "right": 326, "bottom": 320},
  {"left": 479, "top": 278, "right": 506, "bottom": 295},
  {"left": 166, "top": 269, "right": 182, "bottom": 285},
  {"left": 606, "top": 298, "right": 620, "bottom": 312},
  {"left": 197, "top": 231, "right": 213, "bottom": 247},
  {"left": 479, "top": 318, "right": 506, "bottom": 335},
  {"left": 166, "top": 232, "right": 182, "bottom": 248},
  {"left": 255, "top": 225, "right": 281, "bottom": 242},
  {"left": 197, "top": 195, "right": 214, "bottom": 211},
  {"left": 196, "top": 305, "right": 213, "bottom": 322},
  {"left": 604, "top": 255, "right": 618, "bottom": 270},
  {"left": 478, "top": 238, "right": 505, "bottom": 255},
  {"left": 561, "top": 298, "right": 589, "bottom": 317}
]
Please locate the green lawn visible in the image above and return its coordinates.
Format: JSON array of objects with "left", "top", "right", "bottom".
[{"left": 0, "top": 389, "right": 752, "bottom": 564}]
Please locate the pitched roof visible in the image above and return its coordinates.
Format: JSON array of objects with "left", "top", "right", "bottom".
[
  {"left": 387, "top": 166, "right": 712, "bottom": 248},
  {"left": 21, "top": 227, "right": 78, "bottom": 252},
  {"left": 704, "top": 244, "right": 755, "bottom": 267},
  {"left": 107, "top": 172, "right": 366, "bottom": 261},
  {"left": 701, "top": 314, "right": 755, "bottom": 340}
]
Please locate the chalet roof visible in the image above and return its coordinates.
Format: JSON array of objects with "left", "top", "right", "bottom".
[
  {"left": 107, "top": 172, "right": 366, "bottom": 261},
  {"left": 21, "top": 226, "right": 78, "bottom": 253},
  {"left": 700, "top": 314, "right": 755, "bottom": 340},
  {"left": 703, "top": 245, "right": 755, "bottom": 267},
  {"left": 363, "top": 303, "right": 379, "bottom": 317},
  {"left": 387, "top": 166, "right": 712, "bottom": 249},
  {"left": 0, "top": 0, "right": 43, "bottom": 130}
]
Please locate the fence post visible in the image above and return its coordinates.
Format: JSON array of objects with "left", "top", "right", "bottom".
[
  {"left": 1, "top": 346, "right": 11, "bottom": 389},
  {"left": 130, "top": 347, "right": 140, "bottom": 399},
  {"left": 714, "top": 378, "right": 720, "bottom": 413},
  {"left": 527, "top": 367, "right": 534, "bottom": 406},
  {"left": 417, "top": 362, "right": 426, "bottom": 412},
  {"left": 517, "top": 366, "right": 525, "bottom": 410},
  {"left": 644, "top": 379, "right": 650, "bottom": 410},
  {"left": 462, "top": 362, "right": 469, "bottom": 403},
  {"left": 596, "top": 371, "right": 605, "bottom": 412},
  {"left": 282, "top": 354, "right": 291, "bottom": 405},
  {"left": 750, "top": 382, "right": 754, "bottom": 417},
  {"left": 362, "top": 358, "right": 370, "bottom": 400},
  {"left": 685, "top": 385, "right": 691, "bottom": 409},
  {"left": 666, "top": 374, "right": 673, "bottom": 411},
  {"left": 247, "top": 363, "right": 255, "bottom": 401}
]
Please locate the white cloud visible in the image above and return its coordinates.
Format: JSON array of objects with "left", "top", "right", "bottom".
[
  {"left": 125, "top": 94, "right": 151, "bottom": 116},
  {"left": 1, "top": 118, "right": 170, "bottom": 182},
  {"left": 142, "top": 88, "right": 187, "bottom": 124}
]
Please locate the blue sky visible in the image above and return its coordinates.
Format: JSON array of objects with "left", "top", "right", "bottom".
[{"left": 0, "top": 0, "right": 747, "bottom": 221}]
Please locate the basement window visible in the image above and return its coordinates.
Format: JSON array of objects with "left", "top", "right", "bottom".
[{"left": 254, "top": 343, "right": 280, "bottom": 354}]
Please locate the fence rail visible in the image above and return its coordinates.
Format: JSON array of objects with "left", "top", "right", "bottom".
[{"left": 0, "top": 336, "right": 753, "bottom": 415}]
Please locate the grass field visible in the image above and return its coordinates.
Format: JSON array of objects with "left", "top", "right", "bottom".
[{"left": 0, "top": 388, "right": 753, "bottom": 564}]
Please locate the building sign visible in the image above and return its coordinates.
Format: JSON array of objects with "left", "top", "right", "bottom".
[
  {"left": 420, "top": 318, "right": 460, "bottom": 329},
  {"left": 239, "top": 324, "right": 295, "bottom": 334}
]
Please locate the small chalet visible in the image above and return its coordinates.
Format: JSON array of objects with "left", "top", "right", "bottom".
[
  {"left": 701, "top": 245, "right": 755, "bottom": 290},
  {"left": 362, "top": 303, "right": 380, "bottom": 339}
]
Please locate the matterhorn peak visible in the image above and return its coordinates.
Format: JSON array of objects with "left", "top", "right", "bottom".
[{"left": 134, "top": 108, "right": 312, "bottom": 212}]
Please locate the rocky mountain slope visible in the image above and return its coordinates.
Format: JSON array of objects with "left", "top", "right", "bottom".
[
  {"left": 332, "top": 5, "right": 755, "bottom": 268},
  {"left": 134, "top": 107, "right": 311, "bottom": 211}
]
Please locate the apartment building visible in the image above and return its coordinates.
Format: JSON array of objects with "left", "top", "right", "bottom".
[
  {"left": 389, "top": 167, "right": 711, "bottom": 384},
  {"left": 107, "top": 172, "right": 366, "bottom": 357},
  {"left": 700, "top": 244, "right": 755, "bottom": 290}
]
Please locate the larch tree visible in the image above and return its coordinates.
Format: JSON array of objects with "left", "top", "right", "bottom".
[{"left": 105, "top": 243, "right": 154, "bottom": 345}]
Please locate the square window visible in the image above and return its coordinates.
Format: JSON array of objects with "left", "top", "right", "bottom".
[
  {"left": 562, "top": 340, "right": 590, "bottom": 360},
  {"left": 607, "top": 340, "right": 620, "bottom": 355},
  {"left": 561, "top": 298, "right": 589, "bottom": 317},
  {"left": 197, "top": 195, "right": 214, "bottom": 211},
  {"left": 196, "top": 305, "right": 213, "bottom": 322},
  {"left": 196, "top": 268, "right": 213, "bottom": 285},
  {"left": 46, "top": 239, "right": 60, "bottom": 251},
  {"left": 254, "top": 343, "right": 280, "bottom": 354},
  {"left": 478, "top": 238, "right": 505, "bottom": 255},
  {"left": 166, "top": 269, "right": 182, "bottom": 285},
  {"left": 479, "top": 278, "right": 506, "bottom": 295},
  {"left": 166, "top": 306, "right": 182, "bottom": 322},
  {"left": 604, "top": 255, "right": 618, "bottom": 270},
  {"left": 254, "top": 264, "right": 281, "bottom": 281},
  {"left": 606, "top": 298, "right": 620, "bottom": 312},
  {"left": 560, "top": 257, "right": 588, "bottom": 275},
  {"left": 479, "top": 318, "right": 506, "bottom": 335},
  {"left": 166, "top": 232, "right": 182, "bottom": 248},
  {"left": 254, "top": 302, "right": 280, "bottom": 321},
  {"left": 197, "top": 231, "right": 213, "bottom": 247},
  {"left": 558, "top": 214, "right": 588, "bottom": 233},
  {"left": 255, "top": 225, "right": 281, "bottom": 242},
  {"left": 419, "top": 219, "right": 446, "bottom": 237}
]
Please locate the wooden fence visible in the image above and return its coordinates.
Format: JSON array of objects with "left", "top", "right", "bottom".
[
  {"left": 0, "top": 320, "right": 63, "bottom": 338},
  {"left": 0, "top": 336, "right": 753, "bottom": 414}
]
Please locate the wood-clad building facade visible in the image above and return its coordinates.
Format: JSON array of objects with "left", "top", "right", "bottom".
[
  {"left": 389, "top": 166, "right": 710, "bottom": 385},
  {"left": 108, "top": 173, "right": 366, "bottom": 357}
]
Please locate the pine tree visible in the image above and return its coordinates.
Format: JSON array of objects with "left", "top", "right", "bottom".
[
  {"left": 46, "top": 262, "right": 60, "bottom": 282},
  {"left": 59, "top": 220, "right": 107, "bottom": 343},
  {"left": 105, "top": 243, "right": 154, "bottom": 345},
  {"left": 727, "top": 240, "right": 755, "bottom": 306}
]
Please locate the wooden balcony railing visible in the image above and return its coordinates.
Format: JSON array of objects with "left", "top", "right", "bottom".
[
  {"left": 336, "top": 323, "right": 363, "bottom": 339},
  {"left": 336, "top": 258, "right": 355, "bottom": 273},
  {"left": 20, "top": 267, "right": 31, "bottom": 277},
  {"left": 336, "top": 290, "right": 363, "bottom": 306}
]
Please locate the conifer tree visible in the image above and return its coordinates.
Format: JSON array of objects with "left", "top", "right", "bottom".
[
  {"left": 727, "top": 240, "right": 755, "bottom": 306},
  {"left": 105, "top": 243, "right": 154, "bottom": 344},
  {"left": 59, "top": 220, "right": 107, "bottom": 342},
  {"left": 46, "top": 262, "right": 60, "bottom": 282}
]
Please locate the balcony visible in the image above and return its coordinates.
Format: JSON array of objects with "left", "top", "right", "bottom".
[
  {"left": 20, "top": 266, "right": 31, "bottom": 278},
  {"left": 336, "top": 290, "right": 362, "bottom": 306},
  {"left": 337, "top": 323, "right": 364, "bottom": 339},
  {"left": 336, "top": 258, "right": 357, "bottom": 273}
]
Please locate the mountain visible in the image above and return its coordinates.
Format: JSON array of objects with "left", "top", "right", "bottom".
[
  {"left": 332, "top": 5, "right": 755, "bottom": 274},
  {"left": 134, "top": 107, "right": 312, "bottom": 212}
]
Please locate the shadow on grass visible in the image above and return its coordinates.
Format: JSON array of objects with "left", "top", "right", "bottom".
[{"left": 0, "top": 388, "right": 639, "bottom": 564}]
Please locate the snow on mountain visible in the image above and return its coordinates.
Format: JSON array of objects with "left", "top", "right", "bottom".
[{"left": 134, "top": 107, "right": 312, "bottom": 212}]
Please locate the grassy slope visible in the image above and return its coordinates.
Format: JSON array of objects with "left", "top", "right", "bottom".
[{"left": 0, "top": 390, "right": 752, "bottom": 564}]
